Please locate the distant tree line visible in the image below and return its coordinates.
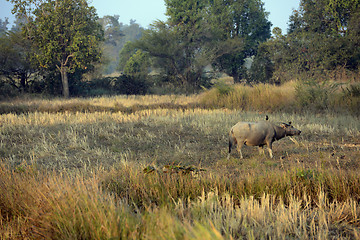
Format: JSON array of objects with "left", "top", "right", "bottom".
[
  {"left": 122, "top": 0, "right": 359, "bottom": 87},
  {"left": 0, "top": 0, "right": 359, "bottom": 99}
]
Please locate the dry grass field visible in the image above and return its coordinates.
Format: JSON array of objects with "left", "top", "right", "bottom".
[{"left": 1, "top": 83, "right": 360, "bottom": 239}]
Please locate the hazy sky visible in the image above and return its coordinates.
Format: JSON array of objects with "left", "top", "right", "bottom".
[{"left": 0, "top": 0, "right": 300, "bottom": 33}]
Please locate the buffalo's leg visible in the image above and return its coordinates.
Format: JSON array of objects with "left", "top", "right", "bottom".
[
  {"left": 258, "top": 146, "right": 265, "bottom": 156},
  {"left": 236, "top": 142, "right": 244, "bottom": 159},
  {"left": 228, "top": 136, "right": 236, "bottom": 159},
  {"left": 266, "top": 142, "right": 273, "bottom": 158}
]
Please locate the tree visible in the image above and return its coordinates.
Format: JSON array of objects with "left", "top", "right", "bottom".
[
  {"left": 161, "top": 0, "right": 213, "bottom": 86},
  {"left": 302, "top": 0, "right": 360, "bottom": 70},
  {"left": 0, "top": 18, "right": 9, "bottom": 36},
  {"left": 135, "top": 20, "right": 205, "bottom": 86},
  {"left": 8, "top": 0, "right": 104, "bottom": 98},
  {"left": 124, "top": 50, "right": 149, "bottom": 77},
  {"left": 118, "top": 41, "right": 137, "bottom": 72},
  {"left": 117, "top": 50, "right": 149, "bottom": 95},
  {"left": 133, "top": 0, "right": 270, "bottom": 87},
  {"left": 132, "top": 0, "right": 243, "bottom": 87},
  {"left": 248, "top": 43, "right": 274, "bottom": 83},
  {"left": 99, "top": 16, "right": 144, "bottom": 75},
  {"left": 98, "top": 15, "right": 124, "bottom": 74},
  {"left": 208, "top": 0, "right": 272, "bottom": 82},
  {"left": 99, "top": 15, "right": 124, "bottom": 46},
  {"left": 0, "top": 29, "right": 37, "bottom": 92}
]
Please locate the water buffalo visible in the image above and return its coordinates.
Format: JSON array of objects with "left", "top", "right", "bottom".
[{"left": 228, "top": 121, "right": 301, "bottom": 159}]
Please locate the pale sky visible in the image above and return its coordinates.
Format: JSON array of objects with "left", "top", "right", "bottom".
[{"left": 0, "top": 0, "right": 300, "bottom": 33}]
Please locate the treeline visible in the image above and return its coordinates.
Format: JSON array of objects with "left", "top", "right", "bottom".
[{"left": 0, "top": 0, "right": 359, "bottom": 99}]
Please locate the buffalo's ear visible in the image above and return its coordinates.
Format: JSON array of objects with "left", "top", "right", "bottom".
[{"left": 288, "top": 122, "right": 292, "bottom": 125}]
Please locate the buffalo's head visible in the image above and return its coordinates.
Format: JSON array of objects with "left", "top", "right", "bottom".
[{"left": 281, "top": 122, "right": 301, "bottom": 136}]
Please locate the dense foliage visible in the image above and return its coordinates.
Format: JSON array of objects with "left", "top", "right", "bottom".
[
  {"left": 128, "top": 0, "right": 270, "bottom": 87},
  {"left": 0, "top": 27, "right": 36, "bottom": 95},
  {"left": 252, "top": 0, "right": 360, "bottom": 83}
]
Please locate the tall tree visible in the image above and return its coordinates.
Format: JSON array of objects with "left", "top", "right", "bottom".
[
  {"left": 0, "top": 29, "right": 37, "bottom": 92},
  {"left": 133, "top": 0, "right": 269, "bottom": 86},
  {"left": 99, "top": 16, "right": 144, "bottom": 75},
  {"left": 135, "top": 21, "right": 191, "bottom": 85},
  {"left": 8, "top": 0, "right": 104, "bottom": 98},
  {"left": 208, "top": 0, "right": 271, "bottom": 82},
  {"left": 163, "top": 0, "right": 213, "bottom": 86},
  {"left": 133, "top": 0, "right": 246, "bottom": 87}
]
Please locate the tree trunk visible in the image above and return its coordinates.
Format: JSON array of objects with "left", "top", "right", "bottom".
[
  {"left": 20, "top": 73, "right": 26, "bottom": 93},
  {"left": 232, "top": 72, "right": 240, "bottom": 83},
  {"left": 60, "top": 64, "right": 70, "bottom": 98}
]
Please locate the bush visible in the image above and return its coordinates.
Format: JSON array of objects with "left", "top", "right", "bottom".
[
  {"left": 0, "top": 81, "right": 18, "bottom": 100},
  {"left": 214, "top": 81, "right": 234, "bottom": 96},
  {"left": 295, "top": 80, "right": 340, "bottom": 112},
  {"left": 68, "top": 75, "right": 150, "bottom": 97},
  {"left": 339, "top": 83, "right": 360, "bottom": 115},
  {"left": 113, "top": 74, "right": 148, "bottom": 95}
]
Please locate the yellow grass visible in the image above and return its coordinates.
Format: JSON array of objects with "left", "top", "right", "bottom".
[{"left": 199, "top": 81, "right": 297, "bottom": 111}]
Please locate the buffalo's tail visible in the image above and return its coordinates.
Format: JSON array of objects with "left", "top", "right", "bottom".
[
  {"left": 228, "top": 129, "right": 235, "bottom": 154},
  {"left": 229, "top": 138, "right": 232, "bottom": 154}
]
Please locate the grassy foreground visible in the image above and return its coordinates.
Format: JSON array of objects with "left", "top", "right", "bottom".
[{"left": 1, "top": 84, "right": 360, "bottom": 239}]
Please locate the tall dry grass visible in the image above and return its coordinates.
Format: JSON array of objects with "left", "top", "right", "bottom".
[
  {"left": 1, "top": 162, "right": 360, "bottom": 239},
  {"left": 199, "top": 81, "right": 296, "bottom": 111},
  {"left": 199, "top": 80, "right": 360, "bottom": 114},
  {"left": 0, "top": 94, "right": 200, "bottom": 115},
  {"left": 1, "top": 80, "right": 359, "bottom": 115}
]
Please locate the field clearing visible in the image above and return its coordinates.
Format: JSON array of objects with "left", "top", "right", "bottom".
[
  {"left": 1, "top": 94, "right": 360, "bottom": 239},
  {"left": 1, "top": 105, "right": 359, "bottom": 172}
]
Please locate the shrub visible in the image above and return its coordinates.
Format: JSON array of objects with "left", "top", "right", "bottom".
[
  {"left": 0, "top": 81, "right": 18, "bottom": 100},
  {"left": 113, "top": 74, "right": 148, "bottom": 95},
  {"left": 295, "top": 80, "right": 340, "bottom": 112},
  {"left": 214, "top": 81, "right": 234, "bottom": 96},
  {"left": 339, "top": 83, "right": 360, "bottom": 114}
]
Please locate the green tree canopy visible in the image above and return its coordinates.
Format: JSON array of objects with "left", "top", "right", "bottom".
[
  {"left": 131, "top": 0, "right": 269, "bottom": 87},
  {"left": 8, "top": 0, "right": 104, "bottom": 98},
  {"left": 0, "top": 28, "right": 37, "bottom": 92},
  {"left": 208, "top": 0, "right": 271, "bottom": 82}
]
